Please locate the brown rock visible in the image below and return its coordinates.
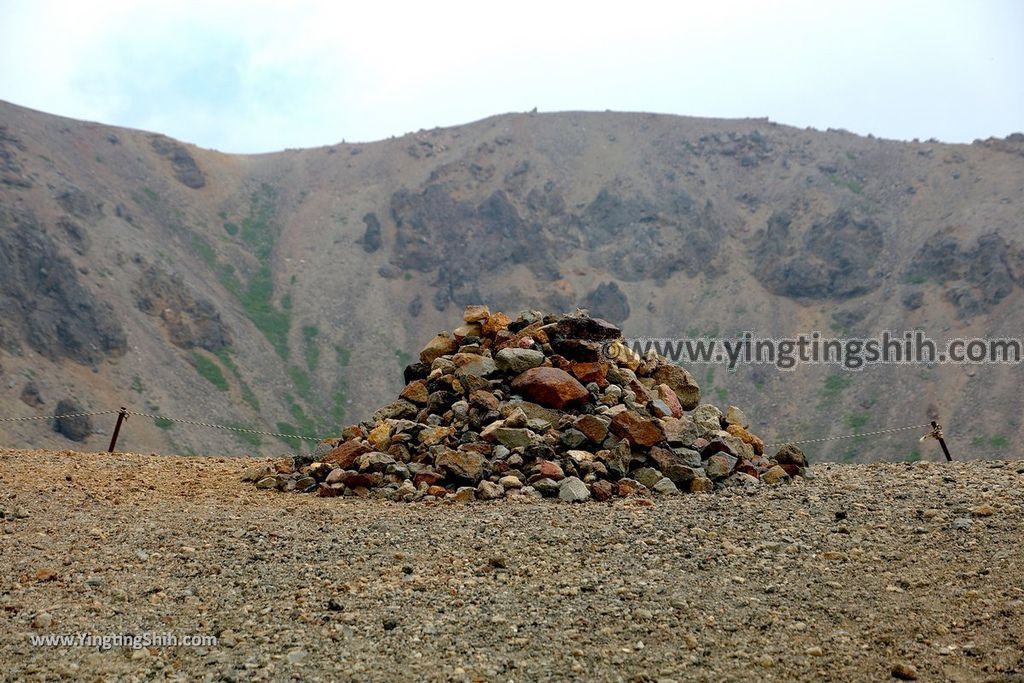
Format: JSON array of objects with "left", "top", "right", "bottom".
[
  {"left": 426, "top": 485, "right": 448, "bottom": 497},
  {"left": 419, "top": 332, "right": 458, "bottom": 364},
  {"left": 510, "top": 367, "right": 590, "bottom": 410},
  {"left": 316, "top": 483, "right": 342, "bottom": 497},
  {"left": 761, "top": 465, "right": 790, "bottom": 485},
  {"left": 725, "top": 405, "right": 750, "bottom": 429},
  {"left": 615, "top": 478, "right": 643, "bottom": 496},
  {"left": 650, "top": 365, "right": 701, "bottom": 410},
  {"left": 414, "top": 470, "right": 445, "bottom": 488},
  {"left": 774, "top": 443, "right": 808, "bottom": 468},
  {"left": 418, "top": 426, "right": 453, "bottom": 446},
  {"left": 575, "top": 414, "right": 610, "bottom": 443},
  {"left": 705, "top": 453, "right": 738, "bottom": 480},
  {"left": 568, "top": 361, "right": 606, "bottom": 385},
  {"left": 400, "top": 379, "right": 430, "bottom": 404},
  {"left": 648, "top": 446, "right": 701, "bottom": 484},
  {"left": 322, "top": 440, "right": 370, "bottom": 469},
  {"left": 341, "top": 425, "right": 364, "bottom": 441},
  {"left": 272, "top": 458, "right": 295, "bottom": 475},
  {"left": 463, "top": 304, "right": 490, "bottom": 323},
  {"left": 435, "top": 447, "right": 486, "bottom": 482},
  {"left": 591, "top": 479, "right": 614, "bottom": 501},
  {"left": 689, "top": 477, "right": 715, "bottom": 493},
  {"left": 726, "top": 424, "right": 765, "bottom": 456},
  {"left": 469, "top": 389, "right": 499, "bottom": 412},
  {"left": 610, "top": 410, "right": 665, "bottom": 448}
]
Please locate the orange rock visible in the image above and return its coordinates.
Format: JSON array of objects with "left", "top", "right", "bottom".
[
  {"left": 726, "top": 424, "right": 765, "bottom": 456},
  {"left": 426, "top": 485, "right": 448, "bottom": 497},
  {"left": 482, "top": 311, "right": 511, "bottom": 337}
]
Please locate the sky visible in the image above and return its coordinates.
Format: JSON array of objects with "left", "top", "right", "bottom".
[{"left": 0, "top": 0, "right": 1021, "bottom": 153}]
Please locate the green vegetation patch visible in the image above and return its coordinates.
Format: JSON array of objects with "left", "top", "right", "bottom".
[{"left": 190, "top": 352, "right": 229, "bottom": 391}]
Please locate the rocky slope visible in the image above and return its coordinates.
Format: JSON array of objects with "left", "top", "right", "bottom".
[{"left": 1, "top": 99, "right": 1022, "bottom": 459}]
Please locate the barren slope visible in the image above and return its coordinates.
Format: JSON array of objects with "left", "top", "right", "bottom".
[{"left": 1, "top": 101, "right": 1023, "bottom": 459}]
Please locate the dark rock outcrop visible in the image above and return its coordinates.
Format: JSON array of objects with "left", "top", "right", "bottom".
[
  {"left": 150, "top": 136, "right": 205, "bottom": 189},
  {"left": 133, "top": 264, "right": 231, "bottom": 351},
  {"left": 751, "top": 209, "right": 885, "bottom": 299},
  {"left": 0, "top": 208, "right": 126, "bottom": 365},
  {"left": 905, "top": 232, "right": 1020, "bottom": 318},
  {"left": 53, "top": 399, "right": 92, "bottom": 442},
  {"left": 582, "top": 281, "right": 630, "bottom": 324}
]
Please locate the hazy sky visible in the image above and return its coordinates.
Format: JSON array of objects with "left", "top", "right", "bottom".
[{"left": 1, "top": 0, "right": 1021, "bottom": 153}]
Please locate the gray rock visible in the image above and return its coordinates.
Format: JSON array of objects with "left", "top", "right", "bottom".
[
  {"left": 652, "top": 477, "right": 679, "bottom": 495},
  {"left": 493, "top": 428, "right": 535, "bottom": 449},
  {"left": 494, "top": 348, "right": 546, "bottom": 374},
  {"left": 558, "top": 476, "right": 591, "bottom": 502},
  {"left": 559, "top": 428, "right": 588, "bottom": 448},
  {"left": 951, "top": 517, "right": 973, "bottom": 530},
  {"left": 533, "top": 478, "right": 560, "bottom": 497},
  {"left": 633, "top": 467, "right": 664, "bottom": 489}
]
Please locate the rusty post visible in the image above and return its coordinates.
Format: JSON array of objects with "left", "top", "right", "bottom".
[
  {"left": 930, "top": 420, "right": 952, "bottom": 461},
  {"left": 107, "top": 407, "right": 129, "bottom": 453}
]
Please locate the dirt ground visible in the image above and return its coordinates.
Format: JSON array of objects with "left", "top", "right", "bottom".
[{"left": 0, "top": 448, "right": 1022, "bottom": 682}]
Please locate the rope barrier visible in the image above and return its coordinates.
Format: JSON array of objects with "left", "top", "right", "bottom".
[
  {"left": 123, "top": 411, "right": 322, "bottom": 442},
  {"left": 764, "top": 423, "right": 934, "bottom": 448},
  {"left": 0, "top": 407, "right": 942, "bottom": 454},
  {"left": 0, "top": 410, "right": 120, "bottom": 423}
]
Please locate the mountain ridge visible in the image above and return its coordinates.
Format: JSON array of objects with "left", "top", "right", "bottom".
[{"left": 1, "top": 98, "right": 1022, "bottom": 459}]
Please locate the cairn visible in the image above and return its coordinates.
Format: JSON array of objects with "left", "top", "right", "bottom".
[{"left": 244, "top": 306, "right": 808, "bottom": 501}]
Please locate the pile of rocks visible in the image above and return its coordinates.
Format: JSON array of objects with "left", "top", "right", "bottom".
[{"left": 245, "top": 306, "right": 809, "bottom": 502}]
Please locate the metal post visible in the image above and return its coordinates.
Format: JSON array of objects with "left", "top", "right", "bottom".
[
  {"left": 931, "top": 420, "right": 952, "bottom": 461},
  {"left": 108, "top": 407, "right": 129, "bottom": 453}
]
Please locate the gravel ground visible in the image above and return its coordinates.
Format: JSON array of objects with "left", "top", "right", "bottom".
[{"left": 1, "top": 448, "right": 1022, "bottom": 682}]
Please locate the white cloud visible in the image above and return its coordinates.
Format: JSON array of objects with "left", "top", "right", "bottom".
[{"left": 1, "top": 0, "right": 1021, "bottom": 152}]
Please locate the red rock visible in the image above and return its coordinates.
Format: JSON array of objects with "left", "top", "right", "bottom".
[
  {"left": 316, "top": 483, "right": 342, "bottom": 497},
  {"left": 510, "top": 367, "right": 590, "bottom": 410},
  {"left": 780, "top": 463, "right": 802, "bottom": 478},
  {"left": 339, "top": 472, "right": 382, "bottom": 489},
  {"left": 536, "top": 459, "right": 565, "bottom": 481},
  {"left": 413, "top": 469, "right": 445, "bottom": 487},
  {"left": 322, "top": 440, "right": 370, "bottom": 469},
  {"left": 610, "top": 410, "right": 665, "bottom": 448},
  {"left": 568, "top": 361, "right": 606, "bottom": 385},
  {"left": 591, "top": 479, "right": 614, "bottom": 501},
  {"left": 655, "top": 384, "right": 683, "bottom": 418}
]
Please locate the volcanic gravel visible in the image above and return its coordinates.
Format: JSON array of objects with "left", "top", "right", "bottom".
[{"left": 1, "top": 448, "right": 1022, "bottom": 682}]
